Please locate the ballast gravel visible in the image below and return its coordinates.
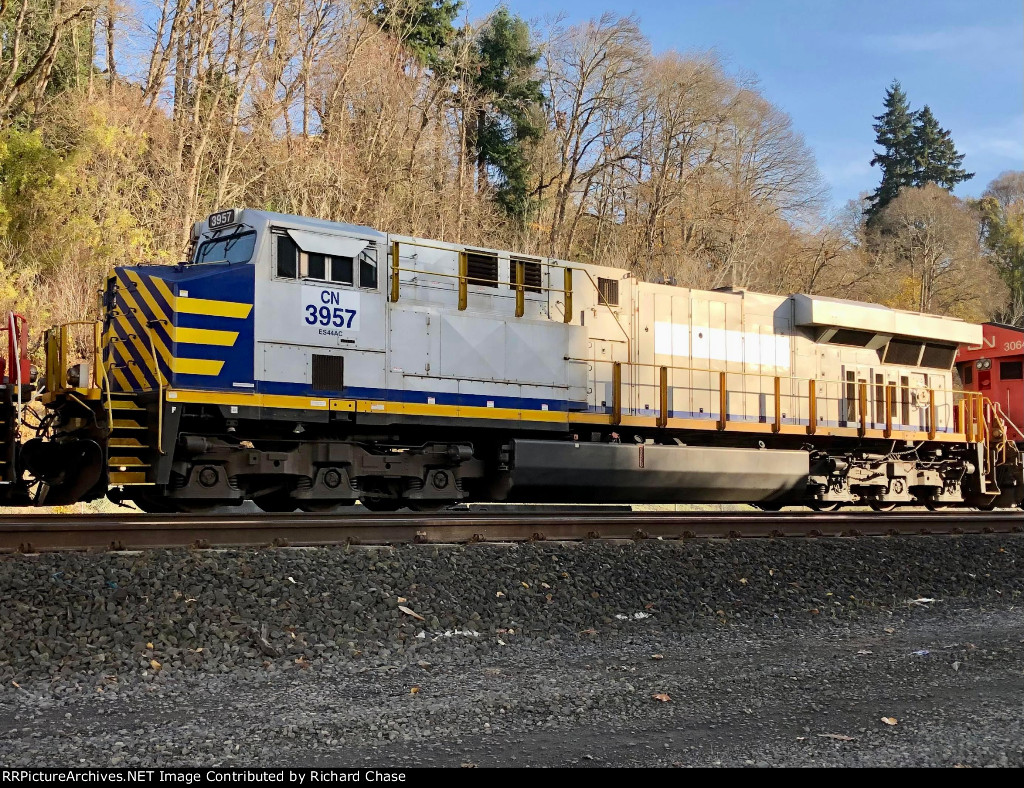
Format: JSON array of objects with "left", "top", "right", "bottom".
[{"left": 0, "top": 534, "right": 1022, "bottom": 767}]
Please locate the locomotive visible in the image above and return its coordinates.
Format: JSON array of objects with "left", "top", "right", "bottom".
[
  {"left": 4, "top": 207, "right": 1022, "bottom": 511},
  {"left": 956, "top": 323, "right": 1023, "bottom": 444}
]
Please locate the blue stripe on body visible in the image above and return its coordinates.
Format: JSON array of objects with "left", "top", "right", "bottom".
[{"left": 256, "top": 379, "right": 582, "bottom": 412}]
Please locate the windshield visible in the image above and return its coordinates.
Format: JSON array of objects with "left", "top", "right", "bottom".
[{"left": 194, "top": 231, "right": 256, "bottom": 265}]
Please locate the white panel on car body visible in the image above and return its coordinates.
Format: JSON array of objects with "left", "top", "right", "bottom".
[
  {"left": 259, "top": 343, "right": 309, "bottom": 386},
  {"left": 389, "top": 308, "right": 432, "bottom": 376},
  {"left": 439, "top": 313, "right": 506, "bottom": 380},
  {"left": 256, "top": 266, "right": 386, "bottom": 353}
]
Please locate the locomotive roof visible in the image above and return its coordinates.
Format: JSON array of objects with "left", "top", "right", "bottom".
[
  {"left": 192, "top": 208, "right": 985, "bottom": 350},
  {"left": 792, "top": 293, "right": 981, "bottom": 346},
  {"left": 956, "top": 322, "right": 1024, "bottom": 360},
  {"left": 193, "top": 209, "right": 387, "bottom": 241}
]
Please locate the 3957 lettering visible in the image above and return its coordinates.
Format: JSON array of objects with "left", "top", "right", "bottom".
[{"left": 304, "top": 305, "right": 356, "bottom": 328}]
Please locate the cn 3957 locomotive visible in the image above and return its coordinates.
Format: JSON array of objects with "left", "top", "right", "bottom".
[{"left": 6, "top": 208, "right": 1022, "bottom": 512}]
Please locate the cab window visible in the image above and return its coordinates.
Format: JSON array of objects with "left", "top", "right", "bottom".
[
  {"left": 302, "top": 254, "right": 354, "bottom": 284},
  {"left": 275, "top": 229, "right": 377, "bottom": 289},
  {"left": 1002, "top": 361, "right": 1023, "bottom": 380},
  {"left": 307, "top": 253, "right": 327, "bottom": 280},
  {"left": 276, "top": 234, "right": 298, "bottom": 278},
  {"left": 332, "top": 256, "right": 354, "bottom": 284},
  {"left": 196, "top": 231, "right": 256, "bottom": 265},
  {"left": 359, "top": 248, "right": 378, "bottom": 289}
]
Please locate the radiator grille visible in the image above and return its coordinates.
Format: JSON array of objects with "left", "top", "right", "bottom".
[
  {"left": 517, "top": 259, "right": 543, "bottom": 293},
  {"left": 467, "top": 252, "right": 499, "bottom": 287},
  {"left": 312, "top": 354, "right": 344, "bottom": 392},
  {"left": 597, "top": 277, "right": 619, "bottom": 307}
]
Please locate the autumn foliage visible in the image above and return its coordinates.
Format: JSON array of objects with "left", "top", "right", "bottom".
[{"left": 0, "top": 1, "right": 1018, "bottom": 363}]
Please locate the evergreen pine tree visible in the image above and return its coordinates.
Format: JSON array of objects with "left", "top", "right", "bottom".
[
  {"left": 472, "top": 7, "right": 545, "bottom": 223},
  {"left": 866, "top": 80, "right": 917, "bottom": 221},
  {"left": 910, "top": 105, "right": 973, "bottom": 190},
  {"left": 369, "top": 0, "right": 461, "bottom": 67}
]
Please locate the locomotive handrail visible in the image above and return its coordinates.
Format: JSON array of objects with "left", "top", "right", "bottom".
[
  {"left": 8, "top": 313, "right": 21, "bottom": 419},
  {"left": 991, "top": 402, "right": 1022, "bottom": 447},
  {"left": 47, "top": 321, "right": 101, "bottom": 388},
  {"left": 44, "top": 320, "right": 114, "bottom": 428},
  {"left": 572, "top": 354, "right": 976, "bottom": 397},
  {"left": 94, "top": 321, "right": 114, "bottom": 434},
  {"left": 385, "top": 261, "right": 569, "bottom": 294},
  {"left": 576, "top": 268, "right": 634, "bottom": 412},
  {"left": 51, "top": 316, "right": 164, "bottom": 454},
  {"left": 139, "top": 321, "right": 166, "bottom": 455},
  {"left": 388, "top": 239, "right": 573, "bottom": 323},
  {"left": 574, "top": 354, "right": 990, "bottom": 446}
]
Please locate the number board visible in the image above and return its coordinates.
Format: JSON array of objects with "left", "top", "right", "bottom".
[
  {"left": 302, "top": 284, "right": 360, "bottom": 338},
  {"left": 208, "top": 209, "right": 236, "bottom": 229}
]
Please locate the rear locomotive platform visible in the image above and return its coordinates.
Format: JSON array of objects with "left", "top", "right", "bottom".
[{"left": 15, "top": 208, "right": 1024, "bottom": 512}]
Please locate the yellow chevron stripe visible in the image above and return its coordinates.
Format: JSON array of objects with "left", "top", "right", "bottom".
[
  {"left": 102, "top": 328, "right": 134, "bottom": 392},
  {"left": 149, "top": 276, "right": 175, "bottom": 307},
  {"left": 149, "top": 275, "right": 252, "bottom": 319},
  {"left": 111, "top": 363, "right": 132, "bottom": 392},
  {"left": 121, "top": 271, "right": 175, "bottom": 373},
  {"left": 108, "top": 330, "right": 150, "bottom": 390},
  {"left": 171, "top": 358, "right": 225, "bottom": 376},
  {"left": 177, "top": 296, "right": 252, "bottom": 319},
  {"left": 170, "top": 326, "right": 239, "bottom": 346},
  {"left": 124, "top": 270, "right": 171, "bottom": 325},
  {"left": 99, "top": 324, "right": 131, "bottom": 392},
  {"left": 121, "top": 272, "right": 235, "bottom": 376},
  {"left": 114, "top": 289, "right": 163, "bottom": 385}
]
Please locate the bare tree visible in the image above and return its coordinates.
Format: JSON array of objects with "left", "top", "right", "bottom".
[
  {"left": 866, "top": 184, "right": 1006, "bottom": 320},
  {"left": 539, "top": 13, "right": 648, "bottom": 258}
]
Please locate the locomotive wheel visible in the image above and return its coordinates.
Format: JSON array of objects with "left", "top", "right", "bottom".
[
  {"left": 811, "top": 502, "right": 842, "bottom": 512},
  {"left": 360, "top": 497, "right": 403, "bottom": 512},
  {"left": 869, "top": 500, "right": 897, "bottom": 512},
  {"left": 253, "top": 492, "right": 298, "bottom": 513},
  {"left": 755, "top": 503, "right": 783, "bottom": 512}
]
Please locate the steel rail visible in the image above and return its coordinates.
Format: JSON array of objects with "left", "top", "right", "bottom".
[{"left": 0, "top": 510, "right": 1020, "bottom": 553}]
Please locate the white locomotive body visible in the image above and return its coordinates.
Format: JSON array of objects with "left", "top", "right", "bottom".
[{"left": 27, "top": 208, "right": 1023, "bottom": 511}]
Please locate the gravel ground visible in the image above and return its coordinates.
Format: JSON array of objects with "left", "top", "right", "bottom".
[{"left": 1, "top": 534, "right": 1023, "bottom": 767}]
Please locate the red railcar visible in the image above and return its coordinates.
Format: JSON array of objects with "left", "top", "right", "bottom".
[{"left": 956, "top": 322, "right": 1024, "bottom": 442}]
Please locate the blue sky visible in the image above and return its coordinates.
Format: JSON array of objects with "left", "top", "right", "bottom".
[{"left": 476, "top": 0, "right": 1024, "bottom": 212}]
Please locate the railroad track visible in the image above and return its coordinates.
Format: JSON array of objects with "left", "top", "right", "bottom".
[{"left": 0, "top": 509, "right": 1021, "bottom": 553}]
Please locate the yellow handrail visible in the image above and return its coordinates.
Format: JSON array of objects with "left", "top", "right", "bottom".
[
  {"left": 47, "top": 318, "right": 165, "bottom": 456},
  {"left": 571, "top": 354, "right": 974, "bottom": 397},
  {"left": 387, "top": 237, "right": 573, "bottom": 316},
  {"left": 140, "top": 322, "right": 166, "bottom": 455},
  {"left": 575, "top": 353, "right": 992, "bottom": 444},
  {"left": 94, "top": 321, "right": 113, "bottom": 432}
]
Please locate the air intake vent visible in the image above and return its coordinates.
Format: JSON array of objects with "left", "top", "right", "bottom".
[
  {"left": 312, "top": 354, "right": 344, "bottom": 392},
  {"left": 518, "top": 259, "right": 543, "bottom": 293},
  {"left": 598, "top": 277, "right": 619, "bottom": 307},
  {"left": 467, "top": 251, "right": 499, "bottom": 287}
]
